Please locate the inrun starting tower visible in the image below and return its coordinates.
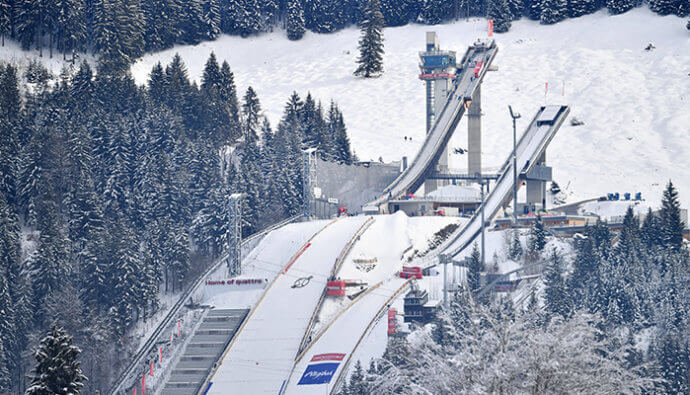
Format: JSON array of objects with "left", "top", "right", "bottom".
[{"left": 419, "top": 32, "right": 483, "bottom": 193}]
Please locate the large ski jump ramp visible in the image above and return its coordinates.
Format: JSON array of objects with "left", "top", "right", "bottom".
[
  {"left": 367, "top": 41, "right": 498, "bottom": 209},
  {"left": 205, "top": 216, "right": 369, "bottom": 394}
]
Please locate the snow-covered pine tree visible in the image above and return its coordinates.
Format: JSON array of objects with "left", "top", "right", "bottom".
[
  {"left": 543, "top": 248, "right": 570, "bottom": 318},
  {"left": 525, "top": 0, "right": 542, "bottom": 19},
  {"left": 606, "top": 0, "right": 635, "bottom": 14},
  {"left": 348, "top": 359, "right": 367, "bottom": 394},
  {"left": 660, "top": 181, "right": 684, "bottom": 251},
  {"left": 506, "top": 0, "right": 524, "bottom": 18},
  {"left": 508, "top": 229, "right": 523, "bottom": 260},
  {"left": 327, "top": 102, "right": 353, "bottom": 164},
  {"left": 649, "top": 0, "right": 683, "bottom": 15},
  {"left": 242, "top": 86, "right": 262, "bottom": 142},
  {"left": 0, "top": 65, "right": 21, "bottom": 206},
  {"left": 381, "top": 0, "right": 411, "bottom": 26},
  {"left": 202, "top": 0, "right": 222, "bottom": 40},
  {"left": 488, "top": 0, "right": 513, "bottom": 32},
  {"left": 615, "top": 205, "right": 640, "bottom": 260},
  {"left": 539, "top": 0, "right": 567, "bottom": 23},
  {"left": 26, "top": 326, "right": 87, "bottom": 394},
  {"left": 220, "top": 60, "right": 242, "bottom": 141},
  {"left": 176, "top": 0, "right": 204, "bottom": 44},
  {"left": 0, "top": 0, "right": 10, "bottom": 46},
  {"left": 527, "top": 214, "right": 547, "bottom": 254},
  {"left": 567, "top": 0, "right": 598, "bottom": 18},
  {"left": 354, "top": 0, "right": 385, "bottom": 78},
  {"left": 0, "top": 271, "right": 15, "bottom": 392},
  {"left": 467, "top": 242, "right": 483, "bottom": 291},
  {"left": 286, "top": 0, "right": 306, "bottom": 40},
  {"left": 55, "top": 0, "right": 86, "bottom": 60}
]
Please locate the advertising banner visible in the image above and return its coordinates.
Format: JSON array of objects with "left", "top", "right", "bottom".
[{"left": 297, "top": 363, "right": 340, "bottom": 385}]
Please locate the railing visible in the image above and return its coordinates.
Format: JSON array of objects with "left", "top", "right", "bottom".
[{"left": 108, "top": 214, "right": 302, "bottom": 395}]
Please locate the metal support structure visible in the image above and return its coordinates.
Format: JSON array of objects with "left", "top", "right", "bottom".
[
  {"left": 468, "top": 85, "right": 482, "bottom": 178},
  {"left": 480, "top": 179, "right": 486, "bottom": 271},
  {"left": 509, "top": 106, "right": 521, "bottom": 224},
  {"left": 440, "top": 254, "right": 450, "bottom": 308},
  {"left": 302, "top": 149, "right": 317, "bottom": 218},
  {"left": 228, "top": 193, "right": 243, "bottom": 276}
]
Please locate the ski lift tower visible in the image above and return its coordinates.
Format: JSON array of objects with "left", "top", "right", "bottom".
[
  {"left": 419, "top": 32, "right": 456, "bottom": 194},
  {"left": 302, "top": 148, "right": 317, "bottom": 218},
  {"left": 228, "top": 193, "right": 243, "bottom": 276}
]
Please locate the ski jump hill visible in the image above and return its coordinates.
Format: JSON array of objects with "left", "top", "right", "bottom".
[
  {"left": 365, "top": 40, "right": 570, "bottom": 265},
  {"left": 118, "top": 36, "right": 570, "bottom": 395}
]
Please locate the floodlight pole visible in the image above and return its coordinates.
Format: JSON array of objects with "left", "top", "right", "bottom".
[{"left": 509, "top": 106, "right": 521, "bottom": 225}]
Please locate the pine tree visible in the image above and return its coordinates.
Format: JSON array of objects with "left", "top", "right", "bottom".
[
  {"left": 327, "top": 102, "right": 353, "bottom": 164},
  {"left": 348, "top": 359, "right": 367, "bottom": 395},
  {"left": 0, "top": 64, "right": 21, "bottom": 207},
  {"left": 0, "top": 271, "right": 15, "bottom": 392},
  {"left": 242, "top": 86, "right": 262, "bottom": 142},
  {"left": 202, "top": 0, "right": 222, "bottom": 40},
  {"left": 467, "top": 242, "right": 483, "bottom": 291},
  {"left": 606, "top": 0, "right": 634, "bottom": 14},
  {"left": 567, "top": 0, "right": 598, "bottom": 17},
  {"left": 354, "top": 0, "right": 385, "bottom": 78},
  {"left": 0, "top": 0, "right": 10, "bottom": 46},
  {"left": 286, "top": 0, "right": 306, "bottom": 40},
  {"left": 649, "top": 0, "right": 682, "bottom": 15},
  {"left": 508, "top": 229, "right": 523, "bottom": 260},
  {"left": 543, "top": 249, "right": 570, "bottom": 318},
  {"left": 420, "top": 0, "right": 453, "bottom": 24},
  {"left": 539, "top": 0, "right": 567, "bottom": 23},
  {"left": 488, "top": 0, "right": 513, "bottom": 32},
  {"left": 660, "top": 181, "right": 684, "bottom": 251},
  {"left": 26, "top": 326, "right": 87, "bottom": 394},
  {"left": 56, "top": 0, "right": 86, "bottom": 60},
  {"left": 381, "top": 0, "right": 412, "bottom": 26},
  {"left": 528, "top": 214, "right": 547, "bottom": 254},
  {"left": 615, "top": 205, "right": 640, "bottom": 260}
]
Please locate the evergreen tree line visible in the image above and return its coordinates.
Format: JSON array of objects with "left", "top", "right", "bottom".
[
  {"left": 0, "top": 51, "right": 352, "bottom": 393},
  {"left": 340, "top": 181, "right": 688, "bottom": 394},
  {"left": 0, "top": 0, "right": 687, "bottom": 66}
]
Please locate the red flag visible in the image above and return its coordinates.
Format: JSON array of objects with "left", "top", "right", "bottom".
[
  {"left": 142, "top": 374, "right": 146, "bottom": 394},
  {"left": 159, "top": 347, "right": 163, "bottom": 363},
  {"left": 170, "top": 333, "right": 173, "bottom": 346},
  {"left": 488, "top": 20, "right": 494, "bottom": 37},
  {"left": 149, "top": 360, "right": 154, "bottom": 376},
  {"left": 545, "top": 82, "right": 548, "bottom": 97},
  {"left": 177, "top": 321, "right": 181, "bottom": 336},
  {"left": 133, "top": 387, "right": 137, "bottom": 395}
]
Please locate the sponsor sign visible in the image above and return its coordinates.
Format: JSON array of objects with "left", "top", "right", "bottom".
[
  {"left": 418, "top": 72, "right": 455, "bottom": 80},
  {"left": 297, "top": 363, "right": 340, "bottom": 385},
  {"left": 311, "top": 353, "right": 345, "bottom": 362},
  {"left": 388, "top": 308, "right": 396, "bottom": 335},
  {"left": 205, "top": 278, "right": 265, "bottom": 287}
]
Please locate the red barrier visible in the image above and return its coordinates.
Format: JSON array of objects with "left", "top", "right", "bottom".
[
  {"left": 327, "top": 280, "right": 346, "bottom": 296},
  {"left": 388, "top": 308, "right": 396, "bottom": 335}
]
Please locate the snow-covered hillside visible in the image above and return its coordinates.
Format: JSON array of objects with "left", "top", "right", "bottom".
[{"left": 2, "top": 9, "right": 688, "bottom": 209}]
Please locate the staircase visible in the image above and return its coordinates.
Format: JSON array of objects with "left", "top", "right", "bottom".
[{"left": 161, "top": 309, "right": 249, "bottom": 395}]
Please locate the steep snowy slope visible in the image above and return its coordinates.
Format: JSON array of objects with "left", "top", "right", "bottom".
[{"left": 2, "top": 9, "right": 688, "bottom": 208}]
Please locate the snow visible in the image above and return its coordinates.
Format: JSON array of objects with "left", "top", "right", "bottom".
[
  {"left": 313, "top": 212, "right": 461, "bottom": 334},
  {"left": 125, "top": 8, "right": 689, "bottom": 210},
  {"left": 1, "top": 11, "right": 687, "bottom": 209},
  {"left": 426, "top": 184, "right": 481, "bottom": 201},
  {"left": 201, "top": 220, "right": 330, "bottom": 309},
  {"left": 207, "top": 216, "right": 369, "bottom": 394},
  {"left": 578, "top": 199, "right": 651, "bottom": 222},
  {"left": 284, "top": 278, "right": 408, "bottom": 394}
]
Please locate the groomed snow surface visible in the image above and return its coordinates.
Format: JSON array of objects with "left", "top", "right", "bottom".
[
  {"left": 207, "top": 216, "right": 368, "bottom": 394},
  {"left": 120, "top": 9, "right": 690, "bottom": 210}
]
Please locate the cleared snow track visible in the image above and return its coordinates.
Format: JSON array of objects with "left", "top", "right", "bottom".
[{"left": 203, "top": 216, "right": 370, "bottom": 394}]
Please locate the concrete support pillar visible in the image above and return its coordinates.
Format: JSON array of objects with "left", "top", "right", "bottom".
[
  {"left": 525, "top": 152, "right": 546, "bottom": 211},
  {"left": 468, "top": 85, "right": 481, "bottom": 177}
]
